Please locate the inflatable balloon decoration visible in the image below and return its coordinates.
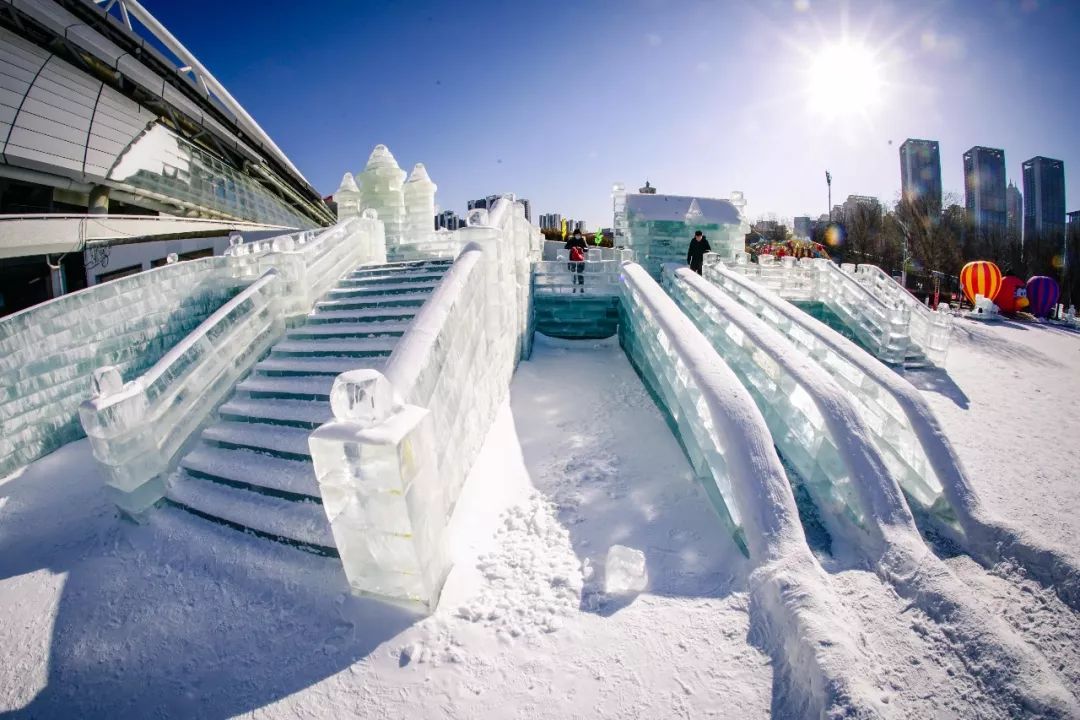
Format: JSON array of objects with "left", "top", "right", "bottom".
[
  {"left": 993, "top": 273, "right": 1029, "bottom": 313},
  {"left": 1025, "top": 276, "right": 1060, "bottom": 318},
  {"left": 960, "top": 261, "right": 1002, "bottom": 305}
]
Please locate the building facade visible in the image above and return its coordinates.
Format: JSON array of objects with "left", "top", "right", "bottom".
[
  {"left": 435, "top": 209, "right": 463, "bottom": 231},
  {"left": 900, "top": 139, "right": 943, "bottom": 209},
  {"left": 963, "top": 147, "right": 1007, "bottom": 232},
  {"left": 1022, "top": 156, "right": 1066, "bottom": 243},
  {"left": 538, "top": 213, "right": 562, "bottom": 230},
  {"left": 793, "top": 216, "right": 812, "bottom": 238},
  {"left": 1007, "top": 181, "right": 1023, "bottom": 240}
]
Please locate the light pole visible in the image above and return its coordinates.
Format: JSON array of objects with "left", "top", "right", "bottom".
[{"left": 825, "top": 170, "right": 832, "bottom": 223}]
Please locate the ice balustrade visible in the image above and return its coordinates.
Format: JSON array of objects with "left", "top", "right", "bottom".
[
  {"left": 0, "top": 255, "right": 248, "bottom": 477},
  {"left": 852, "top": 263, "right": 952, "bottom": 365},
  {"left": 701, "top": 260, "right": 966, "bottom": 534},
  {"left": 532, "top": 246, "right": 632, "bottom": 296},
  {"left": 78, "top": 216, "right": 388, "bottom": 515},
  {"left": 308, "top": 199, "right": 539, "bottom": 610},
  {"left": 665, "top": 266, "right": 959, "bottom": 542},
  {"left": 618, "top": 262, "right": 748, "bottom": 554},
  {"left": 725, "top": 254, "right": 911, "bottom": 365}
]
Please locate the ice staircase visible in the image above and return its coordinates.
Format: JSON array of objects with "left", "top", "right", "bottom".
[{"left": 162, "top": 258, "right": 454, "bottom": 555}]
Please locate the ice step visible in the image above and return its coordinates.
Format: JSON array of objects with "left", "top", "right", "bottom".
[
  {"left": 306, "top": 307, "right": 417, "bottom": 324},
  {"left": 325, "top": 280, "right": 439, "bottom": 297},
  {"left": 287, "top": 321, "right": 411, "bottom": 338},
  {"left": 202, "top": 421, "right": 312, "bottom": 460},
  {"left": 219, "top": 398, "right": 333, "bottom": 429},
  {"left": 180, "top": 443, "right": 320, "bottom": 498},
  {"left": 167, "top": 472, "right": 335, "bottom": 553},
  {"left": 271, "top": 337, "right": 397, "bottom": 356},
  {"left": 338, "top": 272, "right": 445, "bottom": 286},
  {"left": 236, "top": 374, "right": 334, "bottom": 400},
  {"left": 349, "top": 260, "right": 452, "bottom": 277},
  {"left": 315, "top": 292, "right": 432, "bottom": 310},
  {"left": 253, "top": 356, "right": 385, "bottom": 376}
]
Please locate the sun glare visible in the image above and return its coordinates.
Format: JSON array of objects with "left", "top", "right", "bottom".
[{"left": 805, "top": 41, "right": 886, "bottom": 119}]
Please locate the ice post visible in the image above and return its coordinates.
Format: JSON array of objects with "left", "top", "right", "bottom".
[
  {"left": 403, "top": 163, "right": 436, "bottom": 242},
  {"left": 334, "top": 172, "right": 363, "bottom": 219}
]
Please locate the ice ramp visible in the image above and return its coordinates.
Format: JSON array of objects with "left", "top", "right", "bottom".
[
  {"left": 699, "top": 260, "right": 1080, "bottom": 612},
  {"left": 614, "top": 262, "right": 894, "bottom": 716}
]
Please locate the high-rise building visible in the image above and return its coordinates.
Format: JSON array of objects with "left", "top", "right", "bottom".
[
  {"left": 841, "top": 195, "right": 882, "bottom": 224},
  {"left": 793, "top": 216, "right": 812, "bottom": 238},
  {"left": 899, "top": 139, "right": 943, "bottom": 209},
  {"left": 963, "top": 146, "right": 1007, "bottom": 232},
  {"left": 538, "top": 213, "right": 562, "bottom": 230},
  {"left": 1006, "top": 181, "right": 1023, "bottom": 239},
  {"left": 1022, "top": 156, "right": 1066, "bottom": 242},
  {"left": 466, "top": 194, "right": 500, "bottom": 211},
  {"left": 434, "top": 210, "right": 463, "bottom": 231}
]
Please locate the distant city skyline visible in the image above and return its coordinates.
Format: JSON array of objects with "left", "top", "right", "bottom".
[{"left": 149, "top": 0, "right": 1080, "bottom": 229}]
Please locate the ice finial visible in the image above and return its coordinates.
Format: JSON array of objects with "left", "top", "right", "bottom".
[
  {"left": 336, "top": 172, "right": 360, "bottom": 194},
  {"left": 405, "top": 162, "right": 436, "bottom": 189},
  {"left": 685, "top": 198, "right": 703, "bottom": 222},
  {"left": 364, "top": 144, "right": 400, "bottom": 170}
]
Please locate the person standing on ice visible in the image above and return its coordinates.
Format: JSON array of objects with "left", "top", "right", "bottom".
[
  {"left": 687, "top": 230, "right": 711, "bottom": 274},
  {"left": 565, "top": 228, "right": 588, "bottom": 293}
]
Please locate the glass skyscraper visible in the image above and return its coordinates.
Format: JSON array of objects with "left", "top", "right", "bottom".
[
  {"left": 1022, "top": 157, "right": 1066, "bottom": 242},
  {"left": 963, "top": 147, "right": 1007, "bottom": 232},
  {"left": 900, "top": 139, "right": 943, "bottom": 209}
]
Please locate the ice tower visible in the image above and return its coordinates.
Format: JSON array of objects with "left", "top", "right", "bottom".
[
  {"left": 403, "top": 163, "right": 437, "bottom": 244},
  {"left": 334, "top": 172, "right": 363, "bottom": 219},
  {"left": 358, "top": 144, "right": 406, "bottom": 251}
]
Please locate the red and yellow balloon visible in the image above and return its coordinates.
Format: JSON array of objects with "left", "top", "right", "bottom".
[{"left": 960, "top": 261, "right": 1002, "bottom": 304}]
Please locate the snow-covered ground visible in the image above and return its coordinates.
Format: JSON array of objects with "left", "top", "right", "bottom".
[{"left": 1, "top": 322, "right": 1078, "bottom": 718}]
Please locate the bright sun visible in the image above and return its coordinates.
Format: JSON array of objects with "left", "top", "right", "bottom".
[{"left": 805, "top": 41, "right": 886, "bottom": 119}]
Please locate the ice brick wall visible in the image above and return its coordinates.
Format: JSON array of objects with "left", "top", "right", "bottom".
[
  {"left": 0, "top": 258, "right": 245, "bottom": 477},
  {"left": 533, "top": 296, "right": 620, "bottom": 339}
]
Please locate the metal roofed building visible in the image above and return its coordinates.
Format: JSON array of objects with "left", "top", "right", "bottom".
[
  {"left": 0, "top": 0, "right": 335, "bottom": 313},
  {"left": 0, "top": 0, "right": 333, "bottom": 227}
]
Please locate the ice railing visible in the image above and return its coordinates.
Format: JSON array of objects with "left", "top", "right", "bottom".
[
  {"left": 80, "top": 271, "right": 283, "bottom": 515},
  {"left": 850, "top": 264, "right": 952, "bottom": 365},
  {"left": 665, "top": 265, "right": 959, "bottom": 541},
  {"left": 701, "top": 261, "right": 961, "bottom": 531},
  {"left": 533, "top": 246, "right": 632, "bottom": 296},
  {"left": 618, "top": 262, "right": 747, "bottom": 554},
  {"left": 309, "top": 198, "right": 539, "bottom": 610},
  {"left": 0, "top": 255, "right": 245, "bottom": 477},
  {"left": 720, "top": 254, "right": 911, "bottom": 365},
  {"left": 79, "top": 216, "right": 388, "bottom": 515}
]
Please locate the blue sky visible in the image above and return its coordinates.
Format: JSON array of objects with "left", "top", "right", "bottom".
[{"left": 149, "top": 0, "right": 1080, "bottom": 228}]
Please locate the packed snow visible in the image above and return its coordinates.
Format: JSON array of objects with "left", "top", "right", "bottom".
[{"left": 1, "top": 322, "right": 1079, "bottom": 717}]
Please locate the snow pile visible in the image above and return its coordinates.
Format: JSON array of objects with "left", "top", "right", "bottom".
[{"left": 605, "top": 545, "right": 648, "bottom": 595}]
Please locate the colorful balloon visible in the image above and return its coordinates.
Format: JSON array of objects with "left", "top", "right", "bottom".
[
  {"left": 1025, "top": 276, "right": 1060, "bottom": 318},
  {"left": 960, "top": 261, "right": 1002, "bottom": 304},
  {"left": 993, "top": 275, "right": 1028, "bottom": 313}
]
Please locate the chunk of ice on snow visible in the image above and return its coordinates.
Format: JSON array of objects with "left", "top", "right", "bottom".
[{"left": 604, "top": 545, "right": 647, "bottom": 594}]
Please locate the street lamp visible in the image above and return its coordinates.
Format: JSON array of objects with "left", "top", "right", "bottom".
[{"left": 825, "top": 170, "right": 832, "bottom": 223}]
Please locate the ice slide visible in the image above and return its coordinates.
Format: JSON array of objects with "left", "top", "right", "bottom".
[
  {"left": 701, "top": 258, "right": 1080, "bottom": 613},
  {"left": 665, "top": 265, "right": 1077, "bottom": 715}
]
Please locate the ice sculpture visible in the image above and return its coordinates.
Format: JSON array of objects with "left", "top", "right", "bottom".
[
  {"left": 618, "top": 184, "right": 746, "bottom": 278},
  {"left": 605, "top": 545, "right": 648, "bottom": 594},
  {"left": 309, "top": 198, "right": 541, "bottom": 610},
  {"left": 334, "top": 172, "right": 363, "bottom": 219},
  {"left": 79, "top": 218, "right": 388, "bottom": 516},
  {"left": 358, "top": 144, "right": 406, "bottom": 249}
]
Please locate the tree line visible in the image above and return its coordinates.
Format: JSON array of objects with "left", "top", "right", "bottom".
[{"left": 806, "top": 195, "right": 1078, "bottom": 307}]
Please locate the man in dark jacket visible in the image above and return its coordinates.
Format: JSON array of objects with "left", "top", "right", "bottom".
[
  {"left": 565, "top": 229, "right": 588, "bottom": 292},
  {"left": 687, "top": 230, "right": 711, "bottom": 274}
]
